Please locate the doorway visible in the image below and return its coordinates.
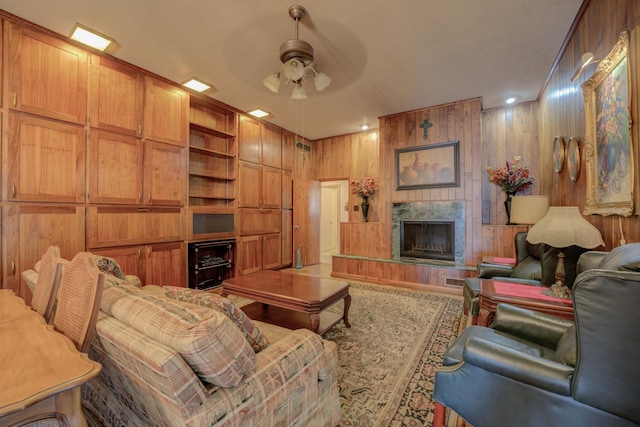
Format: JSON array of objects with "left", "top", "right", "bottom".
[{"left": 320, "top": 180, "right": 349, "bottom": 264}]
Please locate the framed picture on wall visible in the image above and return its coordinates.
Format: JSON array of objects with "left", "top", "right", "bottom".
[
  {"left": 553, "top": 135, "right": 565, "bottom": 173},
  {"left": 582, "top": 31, "right": 634, "bottom": 216},
  {"left": 567, "top": 137, "right": 581, "bottom": 181},
  {"left": 395, "top": 141, "right": 460, "bottom": 190}
]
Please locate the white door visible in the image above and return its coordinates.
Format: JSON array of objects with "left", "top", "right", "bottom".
[{"left": 320, "top": 183, "right": 343, "bottom": 264}]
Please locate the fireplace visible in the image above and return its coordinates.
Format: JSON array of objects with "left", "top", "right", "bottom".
[{"left": 400, "top": 220, "right": 455, "bottom": 261}]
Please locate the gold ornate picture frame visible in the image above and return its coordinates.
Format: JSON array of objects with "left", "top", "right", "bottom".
[{"left": 583, "top": 31, "right": 634, "bottom": 217}]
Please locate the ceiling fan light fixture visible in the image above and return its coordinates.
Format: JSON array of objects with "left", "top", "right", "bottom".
[
  {"left": 291, "top": 82, "right": 308, "bottom": 100},
  {"left": 312, "top": 68, "right": 332, "bottom": 91},
  {"left": 263, "top": 72, "right": 281, "bottom": 93},
  {"left": 263, "top": 5, "right": 331, "bottom": 99}
]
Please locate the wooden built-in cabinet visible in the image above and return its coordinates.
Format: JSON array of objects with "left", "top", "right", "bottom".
[
  {"left": 7, "top": 112, "right": 85, "bottom": 203},
  {"left": 143, "top": 76, "right": 189, "bottom": 146},
  {"left": 281, "top": 210, "right": 293, "bottom": 266},
  {"left": 89, "top": 54, "right": 144, "bottom": 136},
  {"left": 236, "top": 233, "right": 282, "bottom": 276},
  {"left": 3, "top": 205, "right": 86, "bottom": 300},
  {"left": 88, "top": 130, "right": 143, "bottom": 205},
  {"left": 188, "top": 99, "right": 236, "bottom": 207},
  {"left": 262, "top": 124, "right": 282, "bottom": 168},
  {"left": 92, "top": 242, "right": 186, "bottom": 287},
  {"left": 86, "top": 206, "right": 185, "bottom": 249},
  {"left": 236, "top": 114, "right": 291, "bottom": 274},
  {"left": 7, "top": 22, "right": 88, "bottom": 125},
  {"left": 0, "top": 12, "right": 305, "bottom": 294},
  {"left": 281, "top": 131, "right": 295, "bottom": 172}
]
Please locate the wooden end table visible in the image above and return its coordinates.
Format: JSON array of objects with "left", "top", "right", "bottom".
[
  {"left": 0, "top": 291, "right": 101, "bottom": 426},
  {"left": 222, "top": 270, "right": 351, "bottom": 335},
  {"left": 478, "top": 279, "right": 574, "bottom": 327}
]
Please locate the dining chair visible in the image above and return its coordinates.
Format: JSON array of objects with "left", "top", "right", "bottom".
[
  {"left": 25, "top": 245, "right": 64, "bottom": 323},
  {"left": 52, "top": 252, "right": 105, "bottom": 353}
]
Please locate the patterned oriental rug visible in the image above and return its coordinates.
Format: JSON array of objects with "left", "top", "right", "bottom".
[{"left": 322, "top": 282, "right": 464, "bottom": 427}]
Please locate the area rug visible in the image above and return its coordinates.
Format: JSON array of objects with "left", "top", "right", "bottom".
[{"left": 322, "top": 281, "right": 464, "bottom": 427}]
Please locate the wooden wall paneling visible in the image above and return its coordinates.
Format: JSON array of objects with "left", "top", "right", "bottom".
[{"left": 538, "top": 0, "right": 640, "bottom": 249}]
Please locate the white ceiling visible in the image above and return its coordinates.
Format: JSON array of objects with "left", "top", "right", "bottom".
[{"left": 0, "top": 0, "right": 583, "bottom": 140}]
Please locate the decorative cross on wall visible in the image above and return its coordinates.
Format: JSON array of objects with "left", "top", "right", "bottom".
[{"left": 419, "top": 118, "right": 433, "bottom": 140}]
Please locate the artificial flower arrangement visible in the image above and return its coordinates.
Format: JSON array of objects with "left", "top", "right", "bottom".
[
  {"left": 351, "top": 176, "right": 378, "bottom": 198},
  {"left": 486, "top": 156, "right": 534, "bottom": 193}
]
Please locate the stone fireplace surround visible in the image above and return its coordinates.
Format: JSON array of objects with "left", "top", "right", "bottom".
[{"left": 392, "top": 202, "right": 465, "bottom": 265}]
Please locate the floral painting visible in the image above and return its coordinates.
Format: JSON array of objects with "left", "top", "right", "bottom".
[
  {"left": 594, "top": 57, "right": 630, "bottom": 203},
  {"left": 583, "top": 31, "right": 634, "bottom": 217}
]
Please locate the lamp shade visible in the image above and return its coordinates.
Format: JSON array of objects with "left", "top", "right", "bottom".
[
  {"left": 263, "top": 73, "right": 281, "bottom": 93},
  {"left": 291, "top": 83, "right": 307, "bottom": 99},
  {"left": 510, "top": 195, "right": 549, "bottom": 225},
  {"left": 314, "top": 71, "right": 332, "bottom": 91},
  {"left": 526, "top": 206, "right": 605, "bottom": 249}
]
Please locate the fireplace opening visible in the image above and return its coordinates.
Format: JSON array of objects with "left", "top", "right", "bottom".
[{"left": 400, "top": 219, "right": 455, "bottom": 261}]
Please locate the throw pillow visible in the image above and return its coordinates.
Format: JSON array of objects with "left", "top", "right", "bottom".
[
  {"left": 101, "top": 285, "right": 256, "bottom": 387},
  {"left": 93, "top": 255, "right": 127, "bottom": 280},
  {"left": 164, "top": 286, "right": 270, "bottom": 353}
]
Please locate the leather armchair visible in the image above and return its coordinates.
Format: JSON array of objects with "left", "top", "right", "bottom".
[
  {"left": 463, "top": 232, "right": 548, "bottom": 324},
  {"left": 434, "top": 243, "right": 640, "bottom": 427}
]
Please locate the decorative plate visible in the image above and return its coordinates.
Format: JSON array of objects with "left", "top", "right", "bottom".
[{"left": 553, "top": 135, "right": 566, "bottom": 173}]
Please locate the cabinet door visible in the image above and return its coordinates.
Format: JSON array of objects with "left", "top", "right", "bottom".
[
  {"left": 282, "top": 210, "right": 293, "bottom": 266},
  {"left": 262, "top": 166, "right": 282, "bottom": 209},
  {"left": 237, "top": 235, "right": 262, "bottom": 276},
  {"left": 282, "top": 131, "right": 295, "bottom": 171},
  {"left": 8, "top": 23, "right": 87, "bottom": 125},
  {"left": 282, "top": 169, "right": 293, "bottom": 209},
  {"left": 8, "top": 112, "right": 85, "bottom": 203},
  {"left": 237, "top": 161, "right": 261, "bottom": 208},
  {"left": 262, "top": 124, "right": 281, "bottom": 168},
  {"left": 144, "top": 141, "right": 186, "bottom": 206},
  {"left": 238, "top": 209, "right": 281, "bottom": 235},
  {"left": 88, "top": 130, "right": 143, "bottom": 204},
  {"left": 3, "top": 205, "right": 85, "bottom": 300},
  {"left": 146, "top": 242, "right": 186, "bottom": 287},
  {"left": 143, "top": 76, "right": 188, "bottom": 146},
  {"left": 89, "top": 55, "right": 144, "bottom": 136},
  {"left": 262, "top": 233, "right": 282, "bottom": 270},
  {"left": 87, "top": 206, "right": 185, "bottom": 248},
  {"left": 238, "top": 116, "right": 261, "bottom": 163}
]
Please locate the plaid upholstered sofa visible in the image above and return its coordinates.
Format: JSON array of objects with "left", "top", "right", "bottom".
[{"left": 80, "top": 284, "right": 343, "bottom": 426}]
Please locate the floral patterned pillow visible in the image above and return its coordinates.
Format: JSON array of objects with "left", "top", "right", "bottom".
[
  {"left": 164, "top": 286, "right": 270, "bottom": 353},
  {"left": 93, "top": 256, "right": 127, "bottom": 280}
]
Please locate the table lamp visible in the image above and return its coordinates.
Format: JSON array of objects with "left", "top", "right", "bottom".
[
  {"left": 510, "top": 195, "right": 549, "bottom": 226},
  {"left": 526, "top": 206, "right": 604, "bottom": 298}
]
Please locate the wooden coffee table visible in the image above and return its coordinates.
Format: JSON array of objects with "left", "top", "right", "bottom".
[
  {"left": 478, "top": 279, "right": 574, "bottom": 327},
  {"left": 222, "top": 270, "right": 351, "bottom": 335}
]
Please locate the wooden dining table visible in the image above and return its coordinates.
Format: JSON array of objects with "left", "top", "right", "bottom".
[{"left": 0, "top": 290, "right": 101, "bottom": 426}]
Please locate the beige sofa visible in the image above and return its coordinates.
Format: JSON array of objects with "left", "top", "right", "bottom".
[{"left": 24, "top": 257, "right": 342, "bottom": 426}]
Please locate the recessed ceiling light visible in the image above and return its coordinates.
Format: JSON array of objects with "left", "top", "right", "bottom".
[
  {"left": 248, "top": 109, "right": 271, "bottom": 119},
  {"left": 361, "top": 124, "right": 370, "bottom": 130},
  {"left": 505, "top": 97, "right": 517, "bottom": 105},
  {"left": 182, "top": 78, "right": 213, "bottom": 93},
  {"left": 70, "top": 23, "right": 114, "bottom": 51}
]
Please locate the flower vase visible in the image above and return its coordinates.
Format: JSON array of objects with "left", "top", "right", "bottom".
[
  {"left": 361, "top": 196, "right": 370, "bottom": 222},
  {"left": 504, "top": 192, "right": 516, "bottom": 225}
]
